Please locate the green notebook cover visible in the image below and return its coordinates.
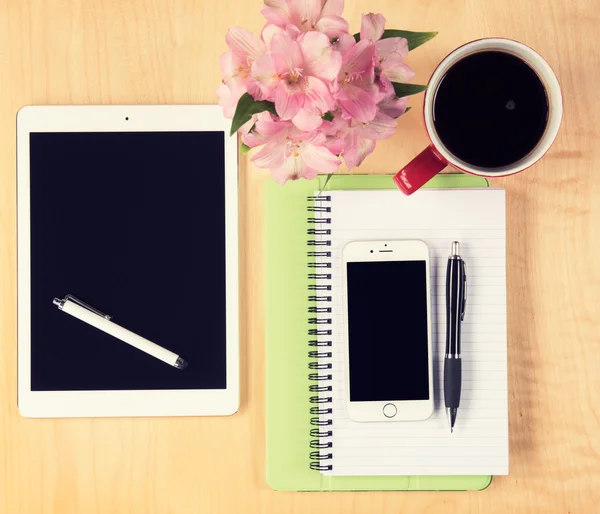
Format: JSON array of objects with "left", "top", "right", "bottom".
[{"left": 265, "top": 174, "right": 493, "bottom": 491}]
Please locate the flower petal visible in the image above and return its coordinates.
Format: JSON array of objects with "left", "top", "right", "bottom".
[
  {"left": 292, "top": 109, "right": 324, "bottom": 131},
  {"left": 245, "top": 80, "right": 266, "bottom": 101},
  {"left": 219, "top": 52, "right": 235, "bottom": 80},
  {"left": 271, "top": 153, "right": 308, "bottom": 184},
  {"left": 290, "top": 0, "right": 323, "bottom": 30},
  {"left": 303, "top": 76, "right": 335, "bottom": 114},
  {"left": 376, "top": 38, "right": 414, "bottom": 82},
  {"left": 358, "top": 112, "right": 397, "bottom": 140},
  {"left": 378, "top": 94, "right": 407, "bottom": 118},
  {"left": 241, "top": 130, "right": 263, "bottom": 148},
  {"left": 252, "top": 140, "right": 286, "bottom": 169},
  {"left": 301, "top": 142, "right": 341, "bottom": 173},
  {"left": 300, "top": 166, "right": 319, "bottom": 180},
  {"left": 301, "top": 129, "right": 327, "bottom": 145},
  {"left": 226, "top": 27, "right": 266, "bottom": 61},
  {"left": 216, "top": 79, "right": 247, "bottom": 119},
  {"left": 343, "top": 133, "right": 376, "bottom": 169},
  {"left": 261, "top": 23, "right": 301, "bottom": 45},
  {"left": 376, "top": 37, "right": 409, "bottom": 61},
  {"left": 269, "top": 165, "right": 289, "bottom": 185},
  {"left": 299, "top": 31, "right": 342, "bottom": 81},
  {"left": 275, "top": 84, "right": 304, "bottom": 119},
  {"left": 334, "top": 33, "right": 356, "bottom": 54},
  {"left": 255, "top": 116, "right": 291, "bottom": 136},
  {"left": 336, "top": 83, "right": 377, "bottom": 123},
  {"left": 382, "top": 61, "right": 416, "bottom": 83},
  {"left": 319, "top": 114, "right": 348, "bottom": 135},
  {"left": 325, "top": 136, "right": 345, "bottom": 155},
  {"left": 315, "top": 15, "right": 349, "bottom": 38},
  {"left": 321, "top": 0, "right": 344, "bottom": 17},
  {"left": 360, "top": 13, "right": 386, "bottom": 41},
  {"left": 242, "top": 114, "right": 277, "bottom": 148},
  {"left": 376, "top": 75, "right": 394, "bottom": 101},
  {"left": 375, "top": 37, "right": 415, "bottom": 82},
  {"left": 220, "top": 51, "right": 249, "bottom": 84},
  {"left": 239, "top": 116, "right": 257, "bottom": 134},
  {"left": 261, "top": 0, "right": 292, "bottom": 27},
  {"left": 216, "top": 83, "right": 235, "bottom": 118},
  {"left": 270, "top": 33, "right": 304, "bottom": 72},
  {"left": 261, "top": 24, "right": 284, "bottom": 45},
  {"left": 339, "top": 39, "right": 376, "bottom": 79},
  {"left": 251, "top": 53, "right": 278, "bottom": 99}
]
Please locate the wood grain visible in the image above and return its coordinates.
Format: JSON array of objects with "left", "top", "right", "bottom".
[{"left": 1, "top": 0, "right": 599, "bottom": 512}]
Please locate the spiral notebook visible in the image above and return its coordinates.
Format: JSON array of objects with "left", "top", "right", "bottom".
[
  {"left": 310, "top": 188, "right": 508, "bottom": 477},
  {"left": 265, "top": 174, "right": 506, "bottom": 491}
]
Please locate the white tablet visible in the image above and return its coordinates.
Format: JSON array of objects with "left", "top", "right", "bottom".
[{"left": 17, "top": 105, "right": 239, "bottom": 417}]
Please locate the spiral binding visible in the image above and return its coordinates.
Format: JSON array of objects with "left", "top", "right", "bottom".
[{"left": 307, "top": 194, "right": 334, "bottom": 471}]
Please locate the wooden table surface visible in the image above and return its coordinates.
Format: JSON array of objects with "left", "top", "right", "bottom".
[{"left": 1, "top": 0, "right": 599, "bottom": 512}]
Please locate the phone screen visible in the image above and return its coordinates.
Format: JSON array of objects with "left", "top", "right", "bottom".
[{"left": 346, "top": 260, "right": 429, "bottom": 402}]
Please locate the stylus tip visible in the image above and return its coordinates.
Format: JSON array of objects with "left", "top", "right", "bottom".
[{"left": 175, "top": 357, "right": 188, "bottom": 370}]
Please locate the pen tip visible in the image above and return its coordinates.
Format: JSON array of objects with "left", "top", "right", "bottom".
[
  {"left": 450, "top": 427, "right": 453, "bottom": 434},
  {"left": 175, "top": 357, "right": 188, "bottom": 370}
]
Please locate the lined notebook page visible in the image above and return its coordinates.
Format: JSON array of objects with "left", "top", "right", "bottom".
[{"left": 315, "top": 188, "right": 508, "bottom": 476}]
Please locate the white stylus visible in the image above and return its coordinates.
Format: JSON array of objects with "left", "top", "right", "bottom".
[{"left": 53, "top": 295, "right": 188, "bottom": 370}]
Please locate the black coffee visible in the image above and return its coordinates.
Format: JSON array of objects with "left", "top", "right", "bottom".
[{"left": 433, "top": 51, "right": 549, "bottom": 169}]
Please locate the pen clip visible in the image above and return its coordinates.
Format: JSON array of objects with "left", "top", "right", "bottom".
[
  {"left": 53, "top": 294, "right": 112, "bottom": 320},
  {"left": 461, "top": 261, "right": 467, "bottom": 321}
]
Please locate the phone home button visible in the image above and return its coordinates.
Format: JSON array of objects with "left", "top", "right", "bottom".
[{"left": 383, "top": 403, "right": 397, "bottom": 418}]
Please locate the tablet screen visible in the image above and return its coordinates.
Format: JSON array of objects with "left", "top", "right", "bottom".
[{"left": 29, "top": 131, "right": 227, "bottom": 391}]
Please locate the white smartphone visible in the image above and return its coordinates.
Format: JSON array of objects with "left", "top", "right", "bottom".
[{"left": 342, "top": 240, "right": 434, "bottom": 422}]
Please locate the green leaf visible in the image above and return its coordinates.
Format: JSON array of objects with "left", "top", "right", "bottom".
[
  {"left": 382, "top": 30, "right": 438, "bottom": 51},
  {"left": 322, "top": 111, "right": 334, "bottom": 122},
  {"left": 230, "top": 92, "right": 277, "bottom": 136},
  {"left": 394, "top": 106, "right": 412, "bottom": 119},
  {"left": 240, "top": 143, "right": 252, "bottom": 155},
  {"left": 317, "top": 173, "right": 334, "bottom": 195},
  {"left": 392, "top": 82, "right": 428, "bottom": 98},
  {"left": 354, "top": 30, "right": 438, "bottom": 51}
]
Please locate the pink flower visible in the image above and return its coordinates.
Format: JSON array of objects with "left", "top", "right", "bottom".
[
  {"left": 332, "top": 33, "right": 356, "bottom": 53},
  {"left": 261, "top": 23, "right": 301, "bottom": 45},
  {"left": 319, "top": 113, "right": 350, "bottom": 155},
  {"left": 254, "top": 31, "right": 341, "bottom": 130},
  {"left": 318, "top": 114, "right": 378, "bottom": 169},
  {"left": 343, "top": 127, "right": 376, "bottom": 169},
  {"left": 247, "top": 116, "right": 341, "bottom": 184},
  {"left": 218, "top": 27, "right": 268, "bottom": 114},
  {"left": 261, "top": 0, "right": 349, "bottom": 39},
  {"left": 217, "top": 3, "right": 433, "bottom": 183},
  {"left": 333, "top": 39, "right": 378, "bottom": 123},
  {"left": 339, "top": 88, "right": 406, "bottom": 168},
  {"left": 240, "top": 112, "right": 277, "bottom": 148},
  {"left": 378, "top": 90, "right": 407, "bottom": 119},
  {"left": 217, "top": 78, "right": 246, "bottom": 118},
  {"left": 360, "top": 13, "right": 415, "bottom": 83},
  {"left": 376, "top": 38, "right": 415, "bottom": 83},
  {"left": 360, "top": 13, "right": 386, "bottom": 41},
  {"left": 226, "top": 26, "right": 266, "bottom": 63}
]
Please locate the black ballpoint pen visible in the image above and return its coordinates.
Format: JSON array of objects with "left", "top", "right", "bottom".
[{"left": 444, "top": 241, "right": 467, "bottom": 433}]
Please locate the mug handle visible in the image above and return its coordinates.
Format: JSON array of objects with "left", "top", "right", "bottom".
[{"left": 393, "top": 145, "right": 448, "bottom": 195}]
